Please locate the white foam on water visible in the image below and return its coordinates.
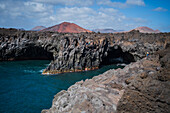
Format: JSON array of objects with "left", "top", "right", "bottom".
[
  {"left": 45, "top": 64, "right": 50, "bottom": 66},
  {"left": 39, "top": 69, "right": 44, "bottom": 73},
  {"left": 24, "top": 70, "right": 36, "bottom": 73},
  {"left": 117, "top": 63, "right": 127, "bottom": 66}
]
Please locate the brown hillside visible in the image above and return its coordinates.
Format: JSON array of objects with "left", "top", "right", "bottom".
[{"left": 41, "top": 22, "right": 92, "bottom": 33}]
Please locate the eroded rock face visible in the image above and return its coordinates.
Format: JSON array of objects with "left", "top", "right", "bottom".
[
  {"left": 42, "top": 45, "right": 170, "bottom": 113},
  {"left": 117, "top": 46, "right": 170, "bottom": 113},
  {"left": 0, "top": 28, "right": 169, "bottom": 74},
  {"left": 0, "top": 28, "right": 54, "bottom": 60},
  {"left": 41, "top": 61, "right": 143, "bottom": 113}
]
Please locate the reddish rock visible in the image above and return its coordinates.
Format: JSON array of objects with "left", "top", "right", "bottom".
[
  {"left": 40, "top": 22, "right": 92, "bottom": 33},
  {"left": 133, "top": 26, "right": 160, "bottom": 33}
]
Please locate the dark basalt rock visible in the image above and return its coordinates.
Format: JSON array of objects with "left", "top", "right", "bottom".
[
  {"left": 0, "top": 28, "right": 169, "bottom": 74},
  {"left": 117, "top": 46, "right": 170, "bottom": 113}
]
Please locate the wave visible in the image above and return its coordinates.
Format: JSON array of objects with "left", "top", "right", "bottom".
[
  {"left": 39, "top": 69, "right": 44, "bottom": 73},
  {"left": 24, "top": 70, "right": 37, "bottom": 73},
  {"left": 117, "top": 63, "right": 127, "bottom": 67}
]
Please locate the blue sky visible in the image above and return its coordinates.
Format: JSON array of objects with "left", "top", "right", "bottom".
[{"left": 0, "top": 0, "right": 169, "bottom": 32}]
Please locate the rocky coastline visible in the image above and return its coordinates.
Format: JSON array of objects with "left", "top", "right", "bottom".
[
  {"left": 42, "top": 44, "right": 170, "bottom": 113},
  {"left": 0, "top": 28, "right": 170, "bottom": 112},
  {"left": 0, "top": 28, "right": 169, "bottom": 74}
]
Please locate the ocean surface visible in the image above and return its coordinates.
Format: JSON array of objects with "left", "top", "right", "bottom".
[{"left": 0, "top": 60, "right": 123, "bottom": 113}]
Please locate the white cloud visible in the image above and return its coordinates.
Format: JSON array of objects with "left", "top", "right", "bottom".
[
  {"left": 97, "top": 0, "right": 127, "bottom": 8},
  {"left": 97, "top": 0, "right": 145, "bottom": 8},
  {"left": 126, "top": 0, "right": 145, "bottom": 6},
  {"left": 99, "top": 7, "right": 118, "bottom": 13},
  {"left": 0, "top": 1, "right": 53, "bottom": 18},
  {"left": 0, "top": 0, "right": 55, "bottom": 29},
  {"left": 0, "top": 0, "right": 148, "bottom": 30},
  {"left": 39, "top": 7, "right": 146, "bottom": 31},
  {"left": 133, "top": 18, "right": 148, "bottom": 23},
  {"left": 0, "top": 4, "right": 5, "bottom": 9},
  {"left": 24, "top": 2, "right": 47, "bottom": 12},
  {"left": 24, "top": 2, "right": 54, "bottom": 18},
  {"left": 33, "top": 0, "right": 94, "bottom": 6},
  {"left": 153, "top": 7, "right": 167, "bottom": 12}
]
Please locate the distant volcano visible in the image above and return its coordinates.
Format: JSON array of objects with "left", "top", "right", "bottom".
[
  {"left": 133, "top": 26, "right": 160, "bottom": 33},
  {"left": 31, "top": 26, "right": 46, "bottom": 31},
  {"left": 40, "top": 22, "right": 92, "bottom": 33},
  {"left": 93, "top": 29, "right": 124, "bottom": 33}
]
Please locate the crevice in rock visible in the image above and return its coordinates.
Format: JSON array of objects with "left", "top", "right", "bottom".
[
  {"left": 1, "top": 45, "right": 54, "bottom": 61},
  {"left": 100, "top": 45, "right": 135, "bottom": 67}
]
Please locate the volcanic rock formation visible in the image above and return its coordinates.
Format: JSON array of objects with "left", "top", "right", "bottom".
[
  {"left": 42, "top": 44, "right": 170, "bottom": 113},
  {"left": 40, "top": 22, "right": 92, "bottom": 33},
  {"left": 117, "top": 45, "right": 170, "bottom": 113},
  {"left": 0, "top": 28, "right": 169, "bottom": 74}
]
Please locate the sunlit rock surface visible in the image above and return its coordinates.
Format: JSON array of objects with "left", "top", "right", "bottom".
[{"left": 42, "top": 45, "right": 170, "bottom": 113}]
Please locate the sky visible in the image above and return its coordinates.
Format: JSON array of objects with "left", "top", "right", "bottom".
[{"left": 0, "top": 0, "right": 169, "bottom": 32}]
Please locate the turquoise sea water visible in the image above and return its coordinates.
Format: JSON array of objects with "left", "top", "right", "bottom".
[{"left": 0, "top": 60, "right": 123, "bottom": 113}]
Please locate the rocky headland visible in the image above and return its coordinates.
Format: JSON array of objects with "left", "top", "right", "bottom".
[
  {"left": 42, "top": 45, "right": 170, "bottom": 113},
  {"left": 0, "top": 28, "right": 169, "bottom": 74},
  {"left": 0, "top": 28, "right": 170, "bottom": 113}
]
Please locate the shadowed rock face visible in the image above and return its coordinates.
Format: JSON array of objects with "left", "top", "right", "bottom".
[
  {"left": 0, "top": 28, "right": 53, "bottom": 61},
  {"left": 0, "top": 28, "right": 169, "bottom": 74},
  {"left": 42, "top": 37, "right": 136, "bottom": 74}
]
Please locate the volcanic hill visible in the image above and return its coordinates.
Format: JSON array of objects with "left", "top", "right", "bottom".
[
  {"left": 93, "top": 29, "right": 124, "bottom": 33},
  {"left": 41, "top": 22, "right": 92, "bottom": 33},
  {"left": 31, "top": 26, "right": 46, "bottom": 31},
  {"left": 133, "top": 26, "right": 160, "bottom": 33}
]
